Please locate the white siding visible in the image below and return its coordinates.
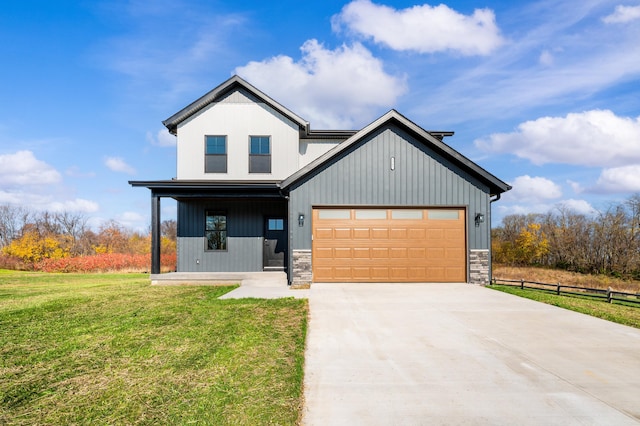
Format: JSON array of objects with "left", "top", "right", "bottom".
[
  {"left": 299, "top": 139, "right": 341, "bottom": 167},
  {"left": 176, "top": 101, "right": 300, "bottom": 180}
]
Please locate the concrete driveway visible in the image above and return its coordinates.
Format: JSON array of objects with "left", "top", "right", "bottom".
[{"left": 302, "top": 283, "right": 640, "bottom": 425}]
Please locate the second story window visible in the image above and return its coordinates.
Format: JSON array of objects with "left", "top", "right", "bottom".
[
  {"left": 205, "top": 135, "right": 227, "bottom": 173},
  {"left": 249, "top": 136, "right": 271, "bottom": 174}
]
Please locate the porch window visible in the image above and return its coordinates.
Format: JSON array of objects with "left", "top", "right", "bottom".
[
  {"left": 205, "top": 135, "right": 227, "bottom": 173},
  {"left": 205, "top": 211, "right": 227, "bottom": 250},
  {"left": 249, "top": 136, "right": 271, "bottom": 173}
]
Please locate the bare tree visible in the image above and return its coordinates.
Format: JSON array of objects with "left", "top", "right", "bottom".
[{"left": 0, "top": 205, "right": 30, "bottom": 248}]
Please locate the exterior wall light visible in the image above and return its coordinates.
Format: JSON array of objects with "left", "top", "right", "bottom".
[
  {"left": 298, "top": 213, "right": 305, "bottom": 227},
  {"left": 475, "top": 213, "right": 485, "bottom": 227}
]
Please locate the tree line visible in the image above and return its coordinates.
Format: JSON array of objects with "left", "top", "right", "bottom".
[
  {"left": 0, "top": 205, "right": 176, "bottom": 269},
  {"left": 493, "top": 194, "right": 640, "bottom": 279}
]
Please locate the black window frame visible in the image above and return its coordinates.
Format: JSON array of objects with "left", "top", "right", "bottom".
[
  {"left": 205, "top": 135, "right": 227, "bottom": 174},
  {"left": 249, "top": 135, "right": 271, "bottom": 174},
  {"left": 205, "top": 210, "right": 227, "bottom": 251}
]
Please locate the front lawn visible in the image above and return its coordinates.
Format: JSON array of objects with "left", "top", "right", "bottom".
[{"left": 0, "top": 271, "right": 308, "bottom": 425}]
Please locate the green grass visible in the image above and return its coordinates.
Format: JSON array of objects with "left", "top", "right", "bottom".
[
  {"left": 0, "top": 270, "right": 308, "bottom": 425},
  {"left": 489, "top": 284, "right": 640, "bottom": 329}
]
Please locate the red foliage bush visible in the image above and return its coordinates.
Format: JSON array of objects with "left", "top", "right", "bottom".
[
  {"left": 0, "top": 254, "right": 27, "bottom": 271},
  {"left": 34, "top": 253, "right": 177, "bottom": 273}
]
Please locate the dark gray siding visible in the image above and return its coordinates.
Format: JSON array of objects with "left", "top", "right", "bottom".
[
  {"left": 288, "top": 125, "right": 491, "bottom": 261},
  {"left": 177, "top": 198, "right": 286, "bottom": 272}
]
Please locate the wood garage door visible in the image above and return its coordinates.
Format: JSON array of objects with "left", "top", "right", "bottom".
[{"left": 312, "top": 208, "right": 466, "bottom": 283}]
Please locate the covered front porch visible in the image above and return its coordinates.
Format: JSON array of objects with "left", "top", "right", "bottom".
[{"left": 129, "top": 180, "right": 288, "bottom": 279}]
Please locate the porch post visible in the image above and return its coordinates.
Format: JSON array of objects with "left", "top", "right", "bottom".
[{"left": 151, "top": 192, "right": 161, "bottom": 274}]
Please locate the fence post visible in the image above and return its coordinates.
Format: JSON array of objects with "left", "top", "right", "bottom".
[
  {"left": 557, "top": 283, "right": 561, "bottom": 295},
  {"left": 607, "top": 287, "right": 612, "bottom": 303},
  {"left": 520, "top": 279, "right": 524, "bottom": 290},
  {"left": 491, "top": 277, "right": 496, "bottom": 286}
]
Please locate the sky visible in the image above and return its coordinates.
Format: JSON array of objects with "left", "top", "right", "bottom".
[{"left": 1, "top": 0, "right": 639, "bottom": 230}]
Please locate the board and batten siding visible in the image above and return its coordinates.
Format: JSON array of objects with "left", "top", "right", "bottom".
[
  {"left": 176, "top": 88, "right": 301, "bottom": 181},
  {"left": 177, "top": 198, "right": 286, "bottom": 272},
  {"left": 288, "top": 125, "right": 492, "bottom": 265}
]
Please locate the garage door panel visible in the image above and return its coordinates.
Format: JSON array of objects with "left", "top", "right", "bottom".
[
  {"left": 372, "top": 248, "right": 389, "bottom": 258},
  {"left": 353, "top": 248, "right": 370, "bottom": 258},
  {"left": 371, "top": 228, "right": 389, "bottom": 239},
  {"left": 315, "top": 228, "right": 334, "bottom": 239},
  {"left": 315, "top": 247, "right": 334, "bottom": 258},
  {"left": 334, "top": 247, "right": 352, "bottom": 259},
  {"left": 390, "top": 228, "right": 407, "bottom": 239},
  {"left": 352, "top": 267, "right": 371, "bottom": 279},
  {"left": 353, "top": 228, "right": 370, "bottom": 239},
  {"left": 334, "top": 228, "right": 352, "bottom": 239},
  {"left": 426, "top": 229, "right": 444, "bottom": 240},
  {"left": 408, "top": 248, "right": 426, "bottom": 258},
  {"left": 313, "top": 208, "right": 466, "bottom": 283},
  {"left": 371, "top": 267, "right": 389, "bottom": 279},
  {"left": 390, "top": 248, "right": 407, "bottom": 258}
]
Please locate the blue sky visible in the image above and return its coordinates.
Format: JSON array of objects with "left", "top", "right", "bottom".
[{"left": 1, "top": 0, "right": 639, "bottom": 230}]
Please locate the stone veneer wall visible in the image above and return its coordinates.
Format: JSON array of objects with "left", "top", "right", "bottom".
[
  {"left": 292, "top": 249, "right": 312, "bottom": 286},
  {"left": 470, "top": 249, "right": 490, "bottom": 285}
]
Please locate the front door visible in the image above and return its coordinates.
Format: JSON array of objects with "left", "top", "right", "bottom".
[{"left": 263, "top": 217, "right": 286, "bottom": 270}]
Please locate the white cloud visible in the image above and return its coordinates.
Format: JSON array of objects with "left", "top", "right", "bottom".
[
  {"left": 49, "top": 199, "right": 100, "bottom": 213},
  {"left": 539, "top": 50, "right": 554, "bottom": 66},
  {"left": 332, "top": 0, "right": 504, "bottom": 56},
  {"left": 603, "top": 5, "right": 640, "bottom": 24},
  {"left": 105, "top": 157, "right": 136, "bottom": 175},
  {"left": 504, "top": 175, "right": 562, "bottom": 203},
  {"left": 146, "top": 128, "right": 176, "bottom": 147},
  {"left": 593, "top": 165, "right": 640, "bottom": 193},
  {"left": 413, "top": 2, "right": 640, "bottom": 124},
  {"left": 475, "top": 110, "right": 640, "bottom": 167},
  {"left": 567, "top": 180, "right": 584, "bottom": 194},
  {"left": 0, "top": 150, "right": 61, "bottom": 187},
  {"left": 555, "top": 199, "right": 597, "bottom": 216},
  {"left": 235, "top": 39, "right": 407, "bottom": 128},
  {"left": 116, "top": 211, "right": 148, "bottom": 232}
]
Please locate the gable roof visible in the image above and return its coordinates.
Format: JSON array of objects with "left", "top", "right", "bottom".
[
  {"left": 281, "top": 109, "right": 512, "bottom": 196},
  {"left": 162, "top": 75, "right": 310, "bottom": 135}
]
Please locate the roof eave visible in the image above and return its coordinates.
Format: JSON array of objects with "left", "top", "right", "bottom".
[
  {"left": 162, "top": 75, "right": 310, "bottom": 135},
  {"left": 281, "top": 110, "right": 511, "bottom": 194}
]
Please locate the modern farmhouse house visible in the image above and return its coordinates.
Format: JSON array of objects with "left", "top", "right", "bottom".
[{"left": 130, "top": 75, "right": 511, "bottom": 286}]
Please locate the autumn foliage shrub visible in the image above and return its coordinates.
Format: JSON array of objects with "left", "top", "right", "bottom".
[{"left": 34, "top": 253, "right": 177, "bottom": 273}]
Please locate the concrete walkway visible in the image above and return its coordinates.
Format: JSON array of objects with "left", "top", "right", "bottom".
[{"left": 302, "top": 283, "right": 640, "bottom": 425}]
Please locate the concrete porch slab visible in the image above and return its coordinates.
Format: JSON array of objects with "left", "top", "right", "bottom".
[
  {"left": 150, "top": 271, "right": 287, "bottom": 286},
  {"left": 150, "top": 271, "right": 309, "bottom": 299}
]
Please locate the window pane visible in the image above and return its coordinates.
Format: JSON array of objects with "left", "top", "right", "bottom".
[
  {"left": 206, "top": 231, "right": 227, "bottom": 250},
  {"left": 427, "top": 209, "right": 460, "bottom": 220},
  {"left": 206, "top": 212, "right": 226, "bottom": 231},
  {"left": 205, "top": 155, "right": 227, "bottom": 173},
  {"left": 205, "top": 212, "right": 227, "bottom": 250},
  {"left": 268, "top": 218, "right": 284, "bottom": 231},
  {"left": 250, "top": 136, "right": 270, "bottom": 154},
  {"left": 391, "top": 209, "right": 423, "bottom": 220},
  {"left": 249, "top": 154, "right": 271, "bottom": 173},
  {"left": 317, "top": 209, "right": 350, "bottom": 220},
  {"left": 355, "top": 209, "right": 387, "bottom": 220},
  {"left": 206, "top": 136, "right": 226, "bottom": 154}
]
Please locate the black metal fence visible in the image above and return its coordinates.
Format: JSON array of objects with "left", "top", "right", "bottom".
[{"left": 491, "top": 277, "right": 640, "bottom": 307}]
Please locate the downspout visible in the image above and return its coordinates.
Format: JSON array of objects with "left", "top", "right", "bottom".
[{"left": 488, "top": 193, "right": 501, "bottom": 284}]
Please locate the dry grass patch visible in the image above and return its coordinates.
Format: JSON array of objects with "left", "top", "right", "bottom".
[{"left": 493, "top": 264, "right": 640, "bottom": 293}]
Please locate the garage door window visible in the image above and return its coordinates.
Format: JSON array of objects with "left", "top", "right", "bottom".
[
  {"left": 318, "top": 209, "right": 351, "bottom": 220},
  {"left": 355, "top": 209, "right": 387, "bottom": 220},
  {"left": 391, "top": 209, "right": 423, "bottom": 220},
  {"left": 427, "top": 209, "right": 460, "bottom": 220}
]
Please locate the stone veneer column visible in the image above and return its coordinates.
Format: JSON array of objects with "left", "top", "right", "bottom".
[
  {"left": 469, "top": 249, "right": 490, "bottom": 285},
  {"left": 292, "top": 249, "right": 312, "bottom": 287}
]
